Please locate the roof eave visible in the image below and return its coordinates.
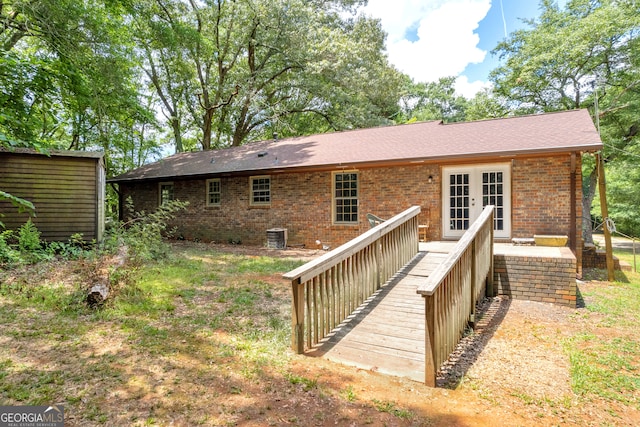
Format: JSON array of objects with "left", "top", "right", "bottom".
[
  {"left": 108, "top": 143, "right": 602, "bottom": 184},
  {"left": 0, "top": 147, "right": 104, "bottom": 159}
]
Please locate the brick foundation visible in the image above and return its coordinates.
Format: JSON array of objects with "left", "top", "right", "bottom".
[
  {"left": 582, "top": 243, "right": 628, "bottom": 270},
  {"left": 493, "top": 247, "right": 577, "bottom": 308}
]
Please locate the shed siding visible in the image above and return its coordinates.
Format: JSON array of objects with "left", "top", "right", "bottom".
[
  {"left": 0, "top": 153, "right": 101, "bottom": 241},
  {"left": 120, "top": 153, "right": 582, "bottom": 258}
]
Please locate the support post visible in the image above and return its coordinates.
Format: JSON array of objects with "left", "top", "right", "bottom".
[
  {"left": 424, "top": 294, "right": 436, "bottom": 387},
  {"left": 469, "top": 240, "right": 476, "bottom": 328},
  {"left": 597, "top": 153, "right": 615, "bottom": 281},
  {"left": 569, "top": 153, "right": 577, "bottom": 254},
  {"left": 486, "top": 213, "right": 495, "bottom": 297},
  {"left": 291, "top": 279, "right": 305, "bottom": 354}
]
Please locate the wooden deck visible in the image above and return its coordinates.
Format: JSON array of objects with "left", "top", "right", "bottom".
[{"left": 306, "top": 247, "right": 449, "bottom": 382}]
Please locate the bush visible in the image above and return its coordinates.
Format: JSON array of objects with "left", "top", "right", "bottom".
[
  {"left": 103, "top": 198, "right": 189, "bottom": 263},
  {"left": 0, "top": 230, "right": 20, "bottom": 264},
  {"left": 45, "top": 233, "right": 88, "bottom": 260},
  {"left": 18, "top": 218, "right": 41, "bottom": 252}
]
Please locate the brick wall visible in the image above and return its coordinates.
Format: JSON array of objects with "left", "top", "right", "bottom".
[
  {"left": 582, "top": 243, "right": 624, "bottom": 270},
  {"left": 118, "top": 153, "right": 582, "bottom": 255},
  {"left": 493, "top": 248, "right": 577, "bottom": 307},
  {"left": 119, "top": 164, "right": 441, "bottom": 247},
  {"left": 512, "top": 156, "right": 580, "bottom": 238}
]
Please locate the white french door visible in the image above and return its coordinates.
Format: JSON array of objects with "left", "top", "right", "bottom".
[{"left": 442, "top": 164, "right": 511, "bottom": 239}]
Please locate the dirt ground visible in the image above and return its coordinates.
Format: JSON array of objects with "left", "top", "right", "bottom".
[
  {"left": 2, "top": 243, "right": 639, "bottom": 426},
  {"left": 185, "top": 243, "right": 640, "bottom": 426},
  {"left": 282, "top": 292, "right": 638, "bottom": 426}
]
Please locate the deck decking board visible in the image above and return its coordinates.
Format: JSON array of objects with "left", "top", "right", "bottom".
[
  {"left": 303, "top": 241, "right": 574, "bottom": 383},
  {"left": 309, "top": 250, "right": 444, "bottom": 381}
]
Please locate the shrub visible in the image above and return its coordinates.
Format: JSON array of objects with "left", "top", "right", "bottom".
[
  {"left": 0, "top": 230, "right": 20, "bottom": 264},
  {"left": 103, "top": 198, "right": 189, "bottom": 263},
  {"left": 45, "top": 233, "right": 88, "bottom": 260},
  {"left": 18, "top": 218, "right": 41, "bottom": 252}
]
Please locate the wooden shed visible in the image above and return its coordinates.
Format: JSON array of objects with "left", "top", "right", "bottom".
[{"left": 0, "top": 148, "right": 105, "bottom": 242}]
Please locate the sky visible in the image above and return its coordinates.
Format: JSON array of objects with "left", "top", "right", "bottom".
[{"left": 358, "top": 0, "right": 568, "bottom": 99}]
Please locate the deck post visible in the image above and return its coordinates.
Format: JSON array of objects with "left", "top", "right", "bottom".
[
  {"left": 291, "top": 278, "right": 305, "bottom": 354},
  {"left": 470, "top": 240, "right": 477, "bottom": 328},
  {"left": 424, "top": 294, "right": 436, "bottom": 387},
  {"left": 486, "top": 215, "right": 495, "bottom": 297}
]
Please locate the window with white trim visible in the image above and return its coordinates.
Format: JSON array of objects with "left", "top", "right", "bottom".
[
  {"left": 159, "top": 182, "right": 174, "bottom": 206},
  {"left": 206, "top": 178, "right": 221, "bottom": 206},
  {"left": 250, "top": 175, "right": 271, "bottom": 206},
  {"left": 333, "top": 172, "right": 358, "bottom": 223}
]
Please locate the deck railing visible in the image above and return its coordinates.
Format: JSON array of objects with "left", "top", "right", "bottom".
[
  {"left": 417, "top": 205, "right": 495, "bottom": 386},
  {"left": 284, "top": 206, "right": 421, "bottom": 354}
]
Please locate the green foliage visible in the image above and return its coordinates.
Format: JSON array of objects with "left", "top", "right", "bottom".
[
  {"left": 398, "top": 76, "right": 469, "bottom": 123},
  {"left": 371, "top": 399, "right": 414, "bottom": 419},
  {"left": 132, "top": 0, "right": 403, "bottom": 150},
  {"left": 17, "top": 219, "right": 41, "bottom": 252},
  {"left": 104, "top": 198, "right": 189, "bottom": 263},
  {"left": 0, "top": 0, "right": 159, "bottom": 175},
  {"left": 46, "top": 234, "right": 87, "bottom": 260},
  {"left": 286, "top": 373, "right": 318, "bottom": 392},
  {"left": 0, "top": 191, "right": 35, "bottom": 215},
  {"left": 465, "top": 88, "right": 511, "bottom": 121},
  {"left": 0, "top": 190, "right": 36, "bottom": 230},
  {"left": 490, "top": 0, "right": 640, "bottom": 240},
  {"left": 0, "top": 230, "right": 20, "bottom": 264},
  {"left": 604, "top": 160, "right": 640, "bottom": 236}
]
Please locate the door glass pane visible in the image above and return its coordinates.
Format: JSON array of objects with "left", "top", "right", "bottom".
[
  {"left": 449, "top": 173, "right": 470, "bottom": 230},
  {"left": 482, "top": 171, "right": 505, "bottom": 231}
]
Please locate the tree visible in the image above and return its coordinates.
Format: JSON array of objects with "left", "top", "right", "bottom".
[
  {"left": 465, "top": 88, "right": 510, "bottom": 121},
  {"left": 397, "top": 76, "right": 469, "bottom": 123},
  {"left": 490, "top": 0, "right": 640, "bottom": 241},
  {"left": 0, "top": 0, "right": 160, "bottom": 174},
  {"left": 133, "top": 0, "right": 403, "bottom": 151}
]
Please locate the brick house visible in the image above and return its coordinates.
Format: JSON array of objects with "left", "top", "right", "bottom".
[{"left": 110, "top": 109, "right": 602, "bottom": 268}]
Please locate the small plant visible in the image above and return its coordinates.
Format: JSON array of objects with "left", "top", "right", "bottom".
[
  {"left": 45, "top": 233, "right": 88, "bottom": 260},
  {"left": 342, "top": 385, "right": 357, "bottom": 402},
  {"left": 18, "top": 218, "right": 41, "bottom": 252},
  {"left": 286, "top": 373, "right": 318, "bottom": 391},
  {"left": 372, "top": 399, "right": 413, "bottom": 419}
]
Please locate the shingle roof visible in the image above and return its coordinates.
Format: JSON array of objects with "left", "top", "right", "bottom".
[{"left": 110, "top": 109, "right": 602, "bottom": 183}]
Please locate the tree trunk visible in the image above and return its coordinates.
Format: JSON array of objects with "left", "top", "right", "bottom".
[
  {"left": 582, "top": 164, "right": 598, "bottom": 244},
  {"left": 87, "top": 245, "right": 128, "bottom": 308},
  {"left": 201, "top": 108, "right": 214, "bottom": 150},
  {"left": 171, "top": 117, "right": 183, "bottom": 153}
]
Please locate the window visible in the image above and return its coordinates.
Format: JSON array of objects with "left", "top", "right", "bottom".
[
  {"left": 206, "top": 179, "right": 221, "bottom": 206},
  {"left": 333, "top": 172, "right": 358, "bottom": 223},
  {"left": 250, "top": 175, "right": 271, "bottom": 206},
  {"left": 159, "top": 182, "right": 174, "bottom": 206}
]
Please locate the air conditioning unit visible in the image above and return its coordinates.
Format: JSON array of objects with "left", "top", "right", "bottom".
[{"left": 266, "top": 228, "right": 288, "bottom": 249}]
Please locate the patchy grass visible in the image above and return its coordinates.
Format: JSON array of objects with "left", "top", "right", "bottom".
[
  {"left": 564, "top": 251, "right": 640, "bottom": 409},
  {"left": 565, "top": 333, "right": 640, "bottom": 405},
  {"left": 1, "top": 242, "right": 640, "bottom": 426},
  {"left": 372, "top": 399, "right": 414, "bottom": 420}
]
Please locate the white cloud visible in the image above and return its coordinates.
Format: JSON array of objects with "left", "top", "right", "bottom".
[
  {"left": 361, "top": 0, "right": 491, "bottom": 95},
  {"left": 454, "top": 75, "right": 492, "bottom": 99}
]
